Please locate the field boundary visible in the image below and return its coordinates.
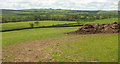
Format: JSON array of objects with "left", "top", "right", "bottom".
[{"left": 1, "top": 23, "right": 82, "bottom": 32}]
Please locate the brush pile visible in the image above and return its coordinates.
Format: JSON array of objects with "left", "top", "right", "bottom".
[{"left": 65, "top": 22, "right": 120, "bottom": 34}]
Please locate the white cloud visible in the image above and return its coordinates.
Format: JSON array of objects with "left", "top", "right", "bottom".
[{"left": 0, "top": 0, "right": 119, "bottom": 10}]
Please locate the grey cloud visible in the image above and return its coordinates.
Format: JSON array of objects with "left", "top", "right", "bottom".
[{"left": 0, "top": 0, "right": 118, "bottom": 10}]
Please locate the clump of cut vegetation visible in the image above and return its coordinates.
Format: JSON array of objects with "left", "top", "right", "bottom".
[{"left": 65, "top": 22, "right": 120, "bottom": 34}]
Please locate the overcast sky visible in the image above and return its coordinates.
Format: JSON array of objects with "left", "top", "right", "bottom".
[{"left": 0, "top": 0, "right": 119, "bottom": 10}]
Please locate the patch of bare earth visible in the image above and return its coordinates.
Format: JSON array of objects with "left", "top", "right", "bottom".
[
  {"left": 2, "top": 35, "right": 89, "bottom": 62},
  {"left": 65, "top": 22, "right": 120, "bottom": 35}
]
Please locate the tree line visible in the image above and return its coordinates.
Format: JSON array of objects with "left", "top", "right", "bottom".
[{"left": 2, "top": 13, "right": 118, "bottom": 23}]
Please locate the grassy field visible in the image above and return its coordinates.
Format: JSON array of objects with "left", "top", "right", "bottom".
[
  {"left": 1, "top": 21, "right": 76, "bottom": 31},
  {"left": 2, "top": 26, "right": 118, "bottom": 62},
  {"left": 85, "top": 18, "right": 118, "bottom": 24},
  {"left": 2, "top": 18, "right": 118, "bottom": 46},
  {"left": 46, "top": 34, "right": 118, "bottom": 62},
  {"left": 2, "top": 26, "right": 79, "bottom": 47},
  {"left": 1, "top": 18, "right": 118, "bottom": 31},
  {"left": 2, "top": 18, "right": 118, "bottom": 62},
  {"left": 45, "top": 34, "right": 118, "bottom": 62}
]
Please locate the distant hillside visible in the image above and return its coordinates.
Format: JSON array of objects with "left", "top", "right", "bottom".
[
  {"left": 2, "top": 9, "right": 22, "bottom": 11},
  {"left": 97, "top": 11, "right": 118, "bottom": 14},
  {"left": 1, "top": 9, "right": 118, "bottom": 23},
  {"left": 2, "top": 9, "right": 118, "bottom": 17}
]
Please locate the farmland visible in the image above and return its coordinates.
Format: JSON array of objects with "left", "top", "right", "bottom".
[
  {"left": 45, "top": 34, "right": 118, "bottom": 62},
  {"left": 3, "top": 30, "right": 118, "bottom": 62},
  {"left": 1, "top": 21, "right": 76, "bottom": 31},
  {"left": 2, "top": 9, "right": 119, "bottom": 62},
  {"left": 2, "top": 18, "right": 118, "bottom": 47},
  {"left": 2, "top": 27, "right": 78, "bottom": 47},
  {"left": 1, "top": 18, "right": 118, "bottom": 31}
]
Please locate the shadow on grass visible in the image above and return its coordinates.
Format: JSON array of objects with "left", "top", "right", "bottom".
[{"left": 1, "top": 23, "right": 83, "bottom": 32}]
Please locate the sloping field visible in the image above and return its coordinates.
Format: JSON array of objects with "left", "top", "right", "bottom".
[
  {"left": 2, "top": 18, "right": 118, "bottom": 62},
  {"left": 85, "top": 18, "right": 118, "bottom": 24},
  {"left": 1, "top": 21, "right": 76, "bottom": 31},
  {"left": 1, "top": 18, "right": 118, "bottom": 31},
  {"left": 3, "top": 33, "right": 118, "bottom": 62},
  {"left": 45, "top": 34, "right": 118, "bottom": 62},
  {"left": 2, "top": 27, "right": 79, "bottom": 47}
]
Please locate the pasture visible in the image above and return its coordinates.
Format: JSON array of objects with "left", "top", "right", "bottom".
[
  {"left": 2, "top": 18, "right": 118, "bottom": 62},
  {"left": 1, "top": 21, "right": 76, "bottom": 31},
  {"left": 2, "top": 18, "right": 118, "bottom": 46},
  {"left": 1, "top": 18, "right": 118, "bottom": 31},
  {"left": 2, "top": 27, "right": 79, "bottom": 47},
  {"left": 45, "top": 34, "right": 118, "bottom": 62}
]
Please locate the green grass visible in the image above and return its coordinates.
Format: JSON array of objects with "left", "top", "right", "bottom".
[
  {"left": 1, "top": 21, "right": 76, "bottom": 31},
  {"left": 1, "top": 18, "right": 118, "bottom": 31},
  {"left": 2, "top": 18, "right": 118, "bottom": 62},
  {"left": 2, "top": 27, "right": 118, "bottom": 62},
  {"left": 2, "top": 18, "right": 118, "bottom": 47},
  {"left": 45, "top": 34, "right": 118, "bottom": 62},
  {"left": 2, "top": 9, "right": 88, "bottom": 17},
  {"left": 2, "top": 27, "right": 79, "bottom": 47},
  {"left": 85, "top": 18, "right": 118, "bottom": 24}
]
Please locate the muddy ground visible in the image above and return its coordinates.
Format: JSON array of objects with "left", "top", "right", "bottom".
[{"left": 2, "top": 35, "right": 84, "bottom": 62}]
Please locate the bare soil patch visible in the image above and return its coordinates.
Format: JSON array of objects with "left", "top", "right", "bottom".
[{"left": 2, "top": 35, "right": 87, "bottom": 62}]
